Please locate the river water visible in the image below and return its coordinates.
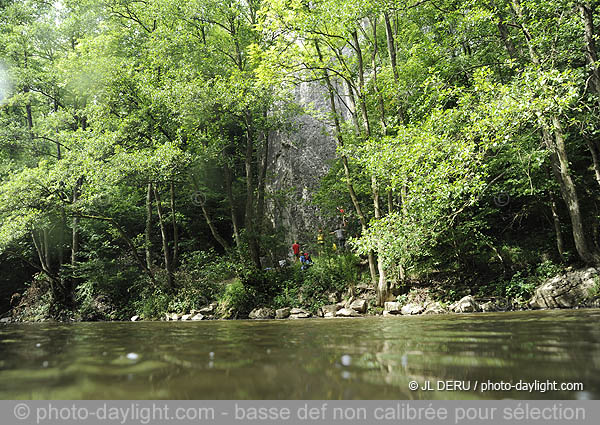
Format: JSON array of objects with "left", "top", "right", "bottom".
[{"left": 1, "top": 309, "right": 599, "bottom": 399}]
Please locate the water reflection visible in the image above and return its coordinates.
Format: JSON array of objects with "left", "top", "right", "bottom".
[{"left": 1, "top": 310, "right": 599, "bottom": 399}]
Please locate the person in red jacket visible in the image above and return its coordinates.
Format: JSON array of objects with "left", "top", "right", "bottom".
[{"left": 292, "top": 241, "right": 300, "bottom": 261}]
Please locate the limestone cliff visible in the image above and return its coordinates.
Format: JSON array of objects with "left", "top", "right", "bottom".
[{"left": 266, "top": 80, "right": 350, "bottom": 251}]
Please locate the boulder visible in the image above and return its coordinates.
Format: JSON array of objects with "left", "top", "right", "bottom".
[
  {"left": 401, "top": 303, "right": 425, "bottom": 315},
  {"left": 191, "top": 314, "right": 204, "bottom": 321},
  {"left": 327, "top": 292, "right": 340, "bottom": 303},
  {"left": 249, "top": 307, "right": 275, "bottom": 319},
  {"left": 423, "top": 302, "right": 447, "bottom": 315},
  {"left": 168, "top": 313, "right": 180, "bottom": 321},
  {"left": 384, "top": 301, "right": 402, "bottom": 314},
  {"left": 347, "top": 299, "right": 367, "bottom": 314},
  {"left": 321, "top": 304, "right": 341, "bottom": 316},
  {"left": 529, "top": 267, "right": 600, "bottom": 309},
  {"left": 0, "top": 317, "right": 11, "bottom": 323},
  {"left": 479, "top": 298, "right": 508, "bottom": 312},
  {"left": 198, "top": 305, "right": 215, "bottom": 314},
  {"left": 450, "top": 296, "right": 481, "bottom": 313},
  {"left": 335, "top": 308, "right": 361, "bottom": 317},
  {"left": 289, "top": 308, "right": 311, "bottom": 319},
  {"left": 130, "top": 315, "right": 140, "bottom": 322},
  {"left": 275, "top": 308, "right": 291, "bottom": 319},
  {"left": 181, "top": 314, "right": 192, "bottom": 321}
]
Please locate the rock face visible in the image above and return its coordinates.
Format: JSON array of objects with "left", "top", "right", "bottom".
[
  {"left": 265, "top": 81, "right": 351, "bottom": 245},
  {"left": 249, "top": 307, "right": 275, "bottom": 320},
  {"left": 401, "top": 303, "right": 425, "bottom": 315},
  {"left": 530, "top": 267, "right": 600, "bottom": 309},
  {"left": 275, "top": 308, "right": 291, "bottom": 319},
  {"left": 450, "top": 296, "right": 481, "bottom": 313}
]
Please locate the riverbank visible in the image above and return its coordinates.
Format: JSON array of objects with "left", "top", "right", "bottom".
[{"left": 2, "top": 265, "right": 599, "bottom": 324}]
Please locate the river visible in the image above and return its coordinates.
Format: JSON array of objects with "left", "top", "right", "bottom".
[{"left": 1, "top": 309, "right": 599, "bottom": 399}]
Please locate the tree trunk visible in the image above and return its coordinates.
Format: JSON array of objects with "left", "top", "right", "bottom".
[
  {"left": 351, "top": 30, "right": 371, "bottom": 136},
  {"left": 169, "top": 180, "right": 179, "bottom": 266},
  {"left": 371, "top": 18, "right": 387, "bottom": 134},
  {"left": 578, "top": 3, "right": 600, "bottom": 186},
  {"left": 550, "top": 116, "right": 600, "bottom": 264},
  {"left": 71, "top": 176, "right": 83, "bottom": 267},
  {"left": 315, "top": 40, "right": 378, "bottom": 285},
  {"left": 153, "top": 185, "right": 174, "bottom": 289},
  {"left": 145, "top": 182, "right": 153, "bottom": 270},
  {"left": 509, "top": 1, "right": 600, "bottom": 264},
  {"left": 244, "top": 110, "right": 262, "bottom": 268},
  {"left": 256, "top": 114, "right": 269, "bottom": 235},
  {"left": 224, "top": 164, "right": 241, "bottom": 247},
  {"left": 353, "top": 30, "right": 388, "bottom": 303},
  {"left": 496, "top": 18, "right": 518, "bottom": 59},
  {"left": 580, "top": 2, "right": 600, "bottom": 94},
  {"left": 549, "top": 188, "right": 567, "bottom": 263},
  {"left": 586, "top": 138, "right": 600, "bottom": 187}
]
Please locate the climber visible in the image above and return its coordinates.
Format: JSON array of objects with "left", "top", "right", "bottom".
[
  {"left": 317, "top": 228, "right": 325, "bottom": 255},
  {"left": 331, "top": 225, "right": 346, "bottom": 250},
  {"left": 292, "top": 240, "right": 300, "bottom": 262}
]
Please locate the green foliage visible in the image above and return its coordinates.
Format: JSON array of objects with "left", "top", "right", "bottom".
[{"left": 217, "top": 279, "right": 256, "bottom": 319}]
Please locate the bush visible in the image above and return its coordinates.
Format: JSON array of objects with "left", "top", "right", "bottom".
[{"left": 217, "top": 279, "right": 256, "bottom": 318}]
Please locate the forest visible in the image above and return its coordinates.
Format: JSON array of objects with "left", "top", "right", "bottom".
[{"left": 1, "top": 0, "right": 600, "bottom": 321}]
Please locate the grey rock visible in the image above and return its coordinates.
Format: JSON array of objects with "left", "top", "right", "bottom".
[
  {"left": 249, "top": 307, "right": 275, "bottom": 320},
  {"left": 290, "top": 312, "right": 312, "bottom": 319},
  {"left": 198, "top": 305, "right": 215, "bottom": 314},
  {"left": 321, "top": 304, "right": 341, "bottom": 316},
  {"left": 535, "top": 268, "right": 598, "bottom": 309},
  {"left": 181, "top": 314, "right": 192, "bottom": 321},
  {"left": 169, "top": 313, "right": 180, "bottom": 321},
  {"left": 423, "top": 302, "right": 447, "bottom": 315},
  {"left": 289, "top": 307, "right": 311, "bottom": 319},
  {"left": 130, "top": 315, "right": 140, "bottom": 322},
  {"left": 530, "top": 267, "right": 600, "bottom": 309},
  {"left": 401, "top": 303, "right": 425, "bottom": 315},
  {"left": 384, "top": 301, "right": 402, "bottom": 314},
  {"left": 479, "top": 298, "right": 508, "bottom": 312},
  {"left": 266, "top": 81, "right": 340, "bottom": 244},
  {"left": 327, "top": 292, "right": 340, "bottom": 303},
  {"left": 0, "top": 317, "right": 11, "bottom": 323},
  {"left": 275, "top": 308, "right": 291, "bottom": 319},
  {"left": 191, "top": 314, "right": 205, "bottom": 321},
  {"left": 347, "top": 299, "right": 367, "bottom": 314},
  {"left": 450, "top": 296, "right": 481, "bottom": 313},
  {"left": 335, "top": 308, "right": 361, "bottom": 317}
]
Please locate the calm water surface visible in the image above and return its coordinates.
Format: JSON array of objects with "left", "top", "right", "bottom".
[{"left": 1, "top": 309, "right": 599, "bottom": 399}]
